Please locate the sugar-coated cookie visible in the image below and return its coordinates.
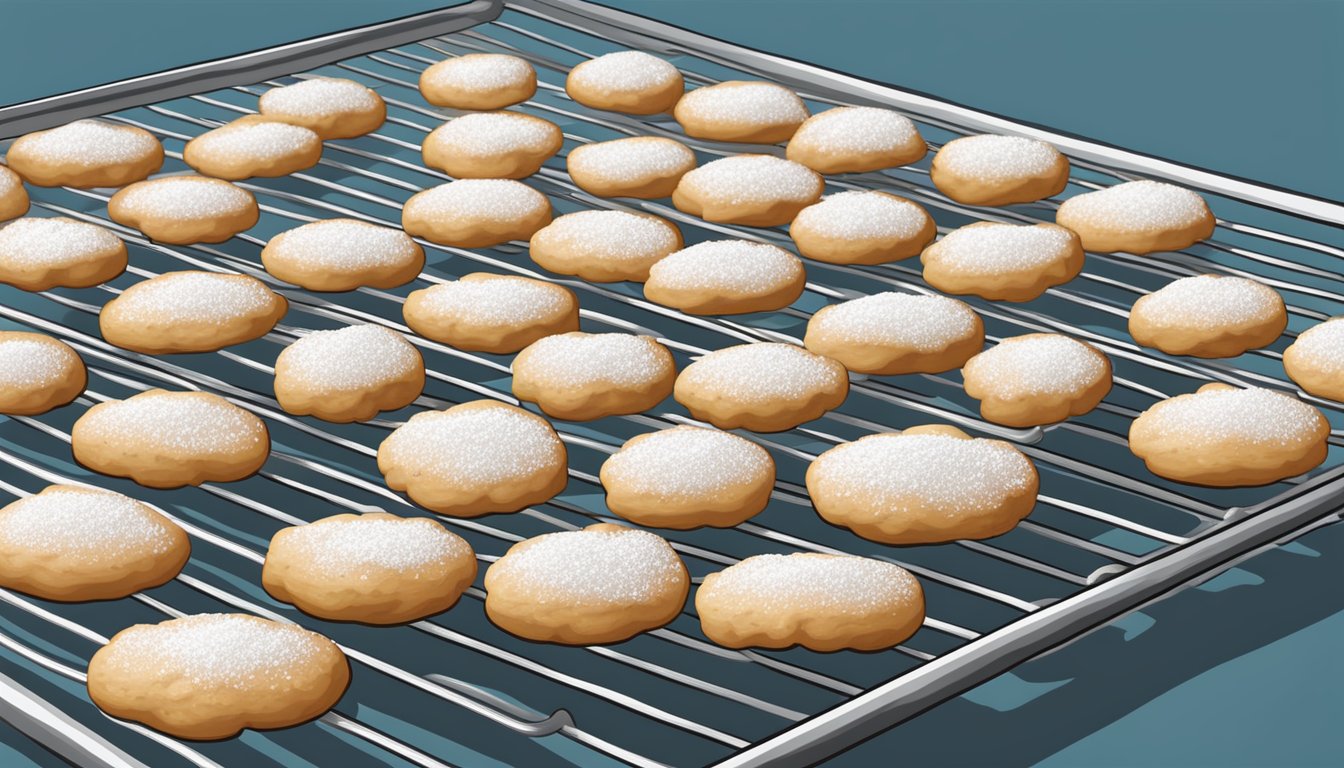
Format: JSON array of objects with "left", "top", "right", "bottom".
[
  {"left": 804, "top": 292, "right": 984, "bottom": 375},
  {"left": 920, "top": 222, "right": 1085, "bottom": 302},
  {"left": 1129, "top": 275, "right": 1286, "bottom": 358},
  {"left": 512, "top": 332, "right": 676, "bottom": 420},
  {"left": 1284, "top": 317, "right": 1344, "bottom": 401},
  {"left": 930, "top": 134, "right": 1070, "bottom": 206},
  {"left": 377, "top": 400, "right": 567, "bottom": 516},
  {"left": 261, "top": 218, "right": 424, "bottom": 291},
  {"left": 674, "top": 81, "right": 808, "bottom": 144},
  {"left": 644, "top": 239, "right": 806, "bottom": 315},
  {"left": 6, "top": 120, "right": 163, "bottom": 188},
  {"left": 1055, "top": 180, "right": 1215, "bottom": 254},
  {"left": 274, "top": 324, "right": 425, "bottom": 422},
  {"left": 962, "top": 333, "right": 1112, "bottom": 427},
  {"left": 403, "top": 273, "right": 578, "bottom": 354},
  {"left": 529, "top": 210, "right": 682, "bottom": 283},
  {"left": 484, "top": 523, "right": 689, "bottom": 645},
  {"left": 0, "top": 332, "right": 86, "bottom": 415},
  {"left": 257, "top": 76, "right": 386, "bottom": 139},
  {"left": 72, "top": 389, "right": 270, "bottom": 489},
  {"left": 674, "top": 342, "right": 849, "bottom": 432},
  {"left": 566, "top": 136, "right": 696, "bottom": 199},
  {"left": 183, "top": 115, "right": 322, "bottom": 181},
  {"left": 108, "top": 176, "right": 259, "bottom": 244},
  {"left": 786, "top": 107, "right": 926, "bottom": 174},
  {"left": 402, "top": 179, "right": 551, "bottom": 248},
  {"left": 263, "top": 512, "right": 476, "bottom": 624},
  {"left": 0, "top": 216, "right": 127, "bottom": 291},
  {"left": 99, "top": 271, "right": 287, "bottom": 354},
  {"left": 87, "top": 614, "right": 349, "bottom": 740},
  {"left": 696, "top": 553, "right": 925, "bottom": 652},
  {"left": 0, "top": 484, "right": 188, "bottom": 601},
  {"left": 1129, "top": 383, "right": 1329, "bottom": 486},
  {"left": 0, "top": 165, "right": 28, "bottom": 221},
  {"left": 807, "top": 425, "right": 1038, "bottom": 544},
  {"left": 600, "top": 425, "right": 775, "bottom": 529},
  {"left": 673, "top": 154, "right": 823, "bottom": 227},
  {"left": 789, "top": 191, "right": 936, "bottom": 265},
  {"left": 422, "top": 112, "right": 563, "bottom": 179},
  {"left": 566, "top": 51, "right": 684, "bottom": 115},
  {"left": 419, "top": 53, "right": 537, "bottom": 110}
]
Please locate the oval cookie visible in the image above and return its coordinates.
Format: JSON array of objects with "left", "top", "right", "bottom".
[
  {"left": 674, "top": 81, "right": 808, "bottom": 144},
  {"left": 930, "top": 134, "right": 1070, "bottom": 206},
  {"left": 422, "top": 112, "right": 563, "bottom": 179},
  {"left": 674, "top": 342, "right": 849, "bottom": 432},
  {"left": 512, "top": 332, "right": 676, "bottom": 421},
  {"left": 6, "top": 120, "right": 163, "bottom": 188},
  {"left": 566, "top": 137, "right": 696, "bottom": 199},
  {"left": 257, "top": 76, "right": 386, "bottom": 139},
  {"left": 0, "top": 331, "right": 86, "bottom": 415},
  {"left": 529, "top": 209, "right": 682, "bottom": 283},
  {"left": 262, "top": 218, "right": 424, "bottom": 291},
  {"left": 419, "top": 53, "right": 537, "bottom": 111},
  {"left": 402, "top": 179, "right": 551, "bottom": 248},
  {"left": 645, "top": 239, "right": 806, "bottom": 315},
  {"left": 961, "top": 333, "right": 1112, "bottom": 427},
  {"left": 921, "top": 221, "right": 1085, "bottom": 302},
  {"left": 0, "top": 165, "right": 29, "bottom": 221},
  {"left": 99, "top": 271, "right": 287, "bottom": 354},
  {"left": 183, "top": 116, "right": 323, "bottom": 180},
  {"left": 1055, "top": 180, "right": 1215, "bottom": 254},
  {"left": 786, "top": 107, "right": 926, "bottom": 174},
  {"left": 403, "top": 272, "right": 579, "bottom": 354},
  {"left": 0, "top": 216, "right": 126, "bottom": 291},
  {"left": 1284, "top": 317, "right": 1344, "bottom": 402},
  {"left": 804, "top": 292, "right": 984, "bottom": 375},
  {"left": 672, "top": 154, "right": 823, "bottom": 227},
  {"left": 273, "top": 324, "right": 425, "bottom": 422},
  {"left": 108, "top": 176, "right": 259, "bottom": 244},
  {"left": 789, "top": 190, "right": 936, "bottom": 265},
  {"left": 566, "top": 51, "right": 684, "bottom": 114},
  {"left": 1129, "top": 275, "right": 1286, "bottom": 358}
]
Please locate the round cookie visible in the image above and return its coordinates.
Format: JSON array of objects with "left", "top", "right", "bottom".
[
  {"left": 643, "top": 239, "right": 806, "bottom": 315},
  {"left": 402, "top": 179, "right": 551, "bottom": 249},
  {"left": 403, "top": 273, "right": 579, "bottom": 354},
  {"left": 0, "top": 165, "right": 28, "bottom": 221},
  {"left": 599, "top": 425, "right": 775, "bottom": 529},
  {"left": 263, "top": 512, "right": 476, "bottom": 624},
  {"left": 512, "top": 332, "right": 676, "bottom": 420},
  {"left": 0, "top": 216, "right": 127, "bottom": 291},
  {"left": 72, "top": 389, "right": 270, "bottom": 489},
  {"left": 377, "top": 400, "right": 568, "bottom": 517},
  {"left": 422, "top": 112, "right": 563, "bottom": 180},
  {"left": 1055, "top": 180, "right": 1215, "bottom": 254},
  {"left": 99, "top": 271, "right": 287, "bottom": 354},
  {"left": 566, "top": 137, "right": 696, "bottom": 199},
  {"left": 183, "top": 115, "right": 323, "bottom": 181},
  {"left": 257, "top": 76, "right": 386, "bottom": 139},
  {"left": 1129, "top": 383, "right": 1329, "bottom": 486},
  {"left": 0, "top": 484, "right": 189, "bottom": 601},
  {"left": 261, "top": 218, "right": 424, "bottom": 291},
  {"left": 696, "top": 553, "right": 925, "bottom": 652},
  {"left": 87, "top": 614, "right": 349, "bottom": 740},
  {"left": 419, "top": 53, "right": 537, "bottom": 111},
  {"left": 273, "top": 324, "right": 425, "bottom": 423},
  {"left": 6, "top": 120, "right": 163, "bottom": 188},
  {"left": 673, "top": 81, "right": 808, "bottom": 144},
  {"left": 566, "top": 51, "right": 684, "bottom": 114},
  {"left": 108, "top": 176, "right": 259, "bottom": 244},
  {"left": 529, "top": 210, "right": 682, "bottom": 283},
  {"left": 961, "top": 333, "right": 1112, "bottom": 427},
  {"left": 674, "top": 342, "right": 849, "bottom": 432},
  {"left": 1129, "top": 275, "right": 1287, "bottom": 358},
  {"left": 785, "top": 107, "right": 927, "bottom": 174},
  {"left": 1284, "top": 317, "right": 1344, "bottom": 401},
  {"left": 804, "top": 292, "right": 984, "bottom": 375},
  {"left": 920, "top": 221, "right": 1085, "bottom": 302},
  {"left": 484, "top": 523, "right": 689, "bottom": 645},
  {"left": 0, "top": 331, "right": 86, "bottom": 415},
  {"left": 807, "top": 425, "right": 1038, "bottom": 544},
  {"left": 789, "top": 190, "right": 936, "bottom": 265},
  {"left": 672, "top": 154, "right": 823, "bottom": 227},
  {"left": 930, "top": 134, "right": 1070, "bottom": 206}
]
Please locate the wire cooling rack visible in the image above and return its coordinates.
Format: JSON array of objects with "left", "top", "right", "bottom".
[{"left": 1, "top": 1, "right": 1342, "bottom": 766}]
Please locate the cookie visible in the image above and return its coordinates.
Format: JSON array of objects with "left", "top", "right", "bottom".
[
  {"left": 929, "top": 134, "right": 1070, "bottom": 206},
  {"left": 566, "top": 136, "right": 697, "bottom": 199},
  {"left": 403, "top": 272, "right": 579, "bottom": 354},
  {"left": 0, "top": 484, "right": 189, "bottom": 602},
  {"left": 261, "top": 218, "right": 424, "bottom": 291},
  {"left": 804, "top": 292, "right": 984, "bottom": 375},
  {"left": 108, "top": 176, "right": 259, "bottom": 245},
  {"left": 673, "top": 81, "right": 808, "bottom": 144},
  {"left": 99, "top": 271, "right": 287, "bottom": 354},
  {"left": 529, "top": 210, "right": 682, "bottom": 283},
  {"left": 377, "top": 400, "right": 568, "bottom": 517},
  {"left": 696, "top": 553, "right": 925, "bottom": 652},
  {"left": 789, "top": 190, "right": 936, "bottom": 265},
  {"left": 6, "top": 120, "right": 163, "bottom": 188},
  {"left": 0, "top": 216, "right": 127, "bottom": 291},
  {"left": 87, "top": 614, "right": 349, "bottom": 740},
  {"left": 566, "top": 51, "right": 684, "bottom": 115},
  {"left": 599, "top": 425, "right": 775, "bottom": 529},
  {"left": 0, "top": 165, "right": 28, "bottom": 221},
  {"left": 672, "top": 154, "right": 823, "bottom": 227},
  {"left": 183, "top": 115, "right": 323, "bottom": 181},
  {"left": 72, "top": 389, "right": 270, "bottom": 489},
  {"left": 1284, "top": 317, "right": 1344, "bottom": 401},
  {"left": 785, "top": 107, "right": 926, "bottom": 174},
  {"left": 484, "top": 523, "right": 689, "bottom": 645},
  {"left": 961, "top": 333, "right": 1112, "bottom": 427},
  {"left": 0, "top": 331, "right": 86, "bottom": 415},
  {"left": 1055, "top": 180, "right": 1215, "bottom": 254},
  {"left": 1129, "top": 275, "right": 1287, "bottom": 358},
  {"left": 512, "top": 332, "right": 676, "bottom": 420},
  {"left": 674, "top": 342, "right": 849, "bottom": 432},
  {"left": 273, "top": 324, "right": 425, "bottom": 423},
  {"left": 263, "top": 512, "right": 476, "bottom": 624},
  {"left": 1129, "top": 383, "right": 1329, "bottom": 486},
  {"left": 643, "top": 239, "right": 806, "bottom": 315},
  {"left": 807, "top": 425, "right": 1038, "bottom": 544},
  {"left": 402, "top": 179, "right": 551, "bottom": 248},
  {"left": 419, "top": 53, "right": 537, "bottom": 111},
  {"left": 257, "top": 76, "right": 386, "bottom": 139},
  {"left": 920, "top": 221, "right": 1085, "bottom": 302},
  {"left": 422, "top": 112, "right": 563, "bottom": 179}
]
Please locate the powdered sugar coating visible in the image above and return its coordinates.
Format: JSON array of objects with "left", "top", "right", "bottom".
[
  {"left": 514, "top": 333, "right": 672, "bottom": 388},
  {"left": 0, "top": 336, "right": 78, "bottom": 389},
  {"left": 380, "top": 403, "right": 563, "bottom": 485},
  {"left": 1136, "top": 387, "right": 1324, "bottom": 447},
  {"left": 114, "top": 177, "right": 254, "bottom": 220},
  {"left": 676, "top": 82, "right": 807, "bottom": 128},
  {"left": 425, "top": 112, "right": 558, "bottom": 155},
  {"left": 422, "top": 54, "right": 534, "bottom": 92},
  {"left": 679, "top": 155, "right": 821, "bottom": 205},
  {"left": 533, "top": 210, "right": 680, "bottom": 263},
  {"left": 416, "top": 275, "right": 570, "bottom": 325},
  {"left": 702, "top": 553, "right": 919, "bottom": 612},
  {"left": 278, "top": 325, "right": 420, "bottom": 390},
  {"left": 491, "top": 528, "right": 684, "bottom": 604},
  {"left": 0, "top": 486, "right": 178, "bottom": 562},
  {"left": 0, "top": 217, "right": 121, "bottom": 267},
  {"left": 188, "top": 120, "right": 317, "bottom": 162},
  {"left": 15, "top": 120, "right": 159, "bottom": 166},
  {"left": 1288, "top": 318, "right": 1344, "bottom": 374},
  {"left": 1058, "top": 180, "right": 1210, "bottom": 232},
  {"left": 280, "top": 515, "right": 471, "bottom": 575},
  {"left": 793, "top": 191, "right": 930, "bottom": 240},
  {"left": 648, "top": 240, "right": 803, "bottom": 293},
  {"left": 604, "top": 426, "right": 771, "bottom": 499},
  {"left": 567, "top": 137, "right": 695, "bottom": 185},
  {"left": 963, "top": 334, "right": 1107, "bottom": 397},
  {"left": 679, "top": 343, "right": 846, "bottom": 402},
  {"left": 789, "top": 107, "right": 920, "bottom": 156},
  {"left": 936, "top": 135, "right": 1062, "bottom": 183},
  {"left": 110, "top": 272, "right": 278, "bottom": 326},
  {"left": 405, "top": 179, "right": 547, "bottom": 220},
  {"left": 266, "top": 219, "right": 419, "bottom": 272},
  {"left": 569, "top": 51, "right": 681, "bottom": 93},
  {"left": 925, "top": 223, "right": 1077, "bottom": 274},
  {"left": 259, "top": 77, "right": 379, "bottom": 117},
  {"left": 810, "top": 292, "right": 979, "bottom": 352},
  {"left": 0, "top": 166, "right": 20, "bottom": 194},
  {"left": 79, "top": 391, "right": 265, "bottom": 454},
  {"left": 1133, "top": 275, "right": 1283, "bottom": 329}
]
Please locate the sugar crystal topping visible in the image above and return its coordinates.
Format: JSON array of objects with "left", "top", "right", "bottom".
[
  {"left": 0, "top": 166, "right": 19, "bottom": 193},
  {"left": 1059, "top": 180, "right": 1210, "bottom": 232},
  {"left": 567, "top": 137, "right": 695, "bottom": 184},
  {"left": 680, "top": 155, "right": 820, "bottom": 205},
  {"left": 604, "top": 426, "right": 771, "bottom": 498},
  {"left": 0, "top": 217, "right": 121, "bottom": 267},
  {"left": 492, "top": 528, "right": 684, "bottom": 604},
  {"left": 681, "top": 343, "right": 844, "bottom": 402},
  {"left": 678, "top": 82, "right": 807, "bottom": 126},
  {"left": 381, "top": 404, "right": 562, "bottom": 484},
  {"left": 964, "top": 334, "right": 1107, "bottom": 397},
  {"left": 111, "top": 272, "right": 278, "bottom": 326},
  {"left": 648, "top": 240, "right": 803, "bottom": 293},
  {"left": 1133, "top": 275, "right": 1282, "bottom": 329},
  {"left": 279, "top": 324, "right": 420, "bottom": 390},
  {"left": 80, "top": 391, "right": 265, "bottom": 454},
  {"left": 703, "top": 553, "right": 918, "bottom": 611},
  {"left": 812, "top": 292, "right": 979, "bottom": 352},
  {"left": 407, "top": 180, "right": 547, "bottom": 220},
  {"left": 117, "top": 177, "right": 254, "bottom": 219},
  {"left": 260, "top": 77, "right": 379, "bottom": 116},
  {"left": 516, "top": 333, "right": 671, "bottom": 388},
  {"left": 926, "top": 223, "right": 1076, "bottom": 274},
  {"left": 936, "top": 134, "right": 1061, "bottom": 182},
  {"left": 534, "top": 210, "right": 678, "bottom": 262},
  {"left": 1137, "top": 387, "right": 1324, "bottom": 447},
  {"left": 268, "top": 219, "right": 418, "bottom": 272},
  {"left": 191, "top": 120, "right": 317, "bottom": 161},
  {"left": 570, "top": 51, "right": 680, "bottom": 92},
  {"left": 793, "top": 191, "right": 929, "bottom": 240},
  {"left": 1289, "top": 317, "right": 1344, "bottom": 373},
  {"left": 424, "top": 54, "right": 534, "bottom": 91},
  {"left": 427, "top": 112, "right": 558, "bottom": 155},
  {"left": 0, "top": 336, "right": 76, "bottom": 388},
  {"left": 791, "top": 107, "right": 920, "bottom": 154},
  {"left": 417, "top": 275, "right": 570, "bottom": 325},
  {"left": 282, "top": 516, "right": 471, "bottom": 575},
  {"left": 20, "top": 120, "right": 159, "bottom": 165},
  {"left": 0, "top": 486, "right": 177, "bottom": 560}
]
